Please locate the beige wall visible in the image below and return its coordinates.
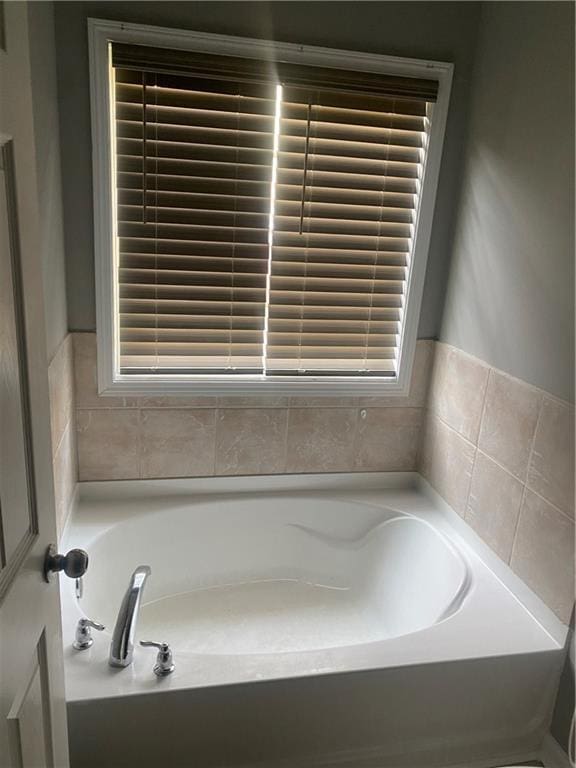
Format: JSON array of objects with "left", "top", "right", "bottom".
[{"left": 420, "top": 342, "right": 575, "bottom": 624}]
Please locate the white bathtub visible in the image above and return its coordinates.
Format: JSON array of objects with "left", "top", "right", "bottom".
[{"left": 61, "top": 473, "right": 566, "bottom": 768}]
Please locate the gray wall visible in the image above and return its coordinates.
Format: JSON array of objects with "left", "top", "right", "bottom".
[
  {"left": 28, "top": 1, "right": 68, "bottom": 361},
  {"left": 440, "top": 1, "right": 575, "bottom": 403},
  {"left": 54, "top": 0, "right": 482, "bottom": 337}
]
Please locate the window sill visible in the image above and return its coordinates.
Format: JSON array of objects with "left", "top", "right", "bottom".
[{"left": 98, "top": 374, "right": 411, "bottom": 399}]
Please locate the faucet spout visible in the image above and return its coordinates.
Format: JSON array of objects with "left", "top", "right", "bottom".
[{"left": 109, "top": 565, "right": 151, "bottom": 668}]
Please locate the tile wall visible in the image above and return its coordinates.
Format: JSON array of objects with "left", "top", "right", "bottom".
[
  {"left": 419, "top": 342, "right": 575, "bottom": 623},
  {"left": 48, "top": 332, "right": 574, "bottom": 624},
  {"left": 73, "top": 333, "right": 433, "bottom": 482},
  {"left": 47, "top": 334, "right": 78, "bottom": 536}
]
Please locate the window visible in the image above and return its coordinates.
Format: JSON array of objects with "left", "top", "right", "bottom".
[{"left": 89, "top": 21, "right": 452, "bottom": 395}]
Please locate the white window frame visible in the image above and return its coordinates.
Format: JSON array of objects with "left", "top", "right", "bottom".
[{"left": 88, "top": 18, "right": 453, "bottom": 397}]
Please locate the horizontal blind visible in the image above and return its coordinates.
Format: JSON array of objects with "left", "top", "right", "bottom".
[
  {"left": 266, "top": 87, "right": 431, "bottom": 375},
  {"left": 110, "top": 43, "right": 437, "bottom": 378},
  {"left": 112, "top": 43, "right": 438, "bottom": 101},
  {"left": 113, "top": 65, "right": 277, "bottom": 373}
]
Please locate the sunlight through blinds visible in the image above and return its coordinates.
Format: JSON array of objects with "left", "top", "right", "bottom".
[{"left": 110, "top": 43, "right": 437, "bottom": 378}]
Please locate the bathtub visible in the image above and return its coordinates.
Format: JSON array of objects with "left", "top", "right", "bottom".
[{"left": 61, "top": 473, "right": 566, "bottom": 768}]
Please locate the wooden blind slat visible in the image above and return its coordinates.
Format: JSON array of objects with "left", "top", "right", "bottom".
[
  {"left": 112, "top": 45, "right": 434, "bottom": 376},
  {"left": 265, "top": 82, "right": 428, "bottom": 375},
  {"left": 114, "top": 67, "right": 275, "bottom": 373},
  {"left": 112, "top": 43, "right": 438, "bottom": 102}
]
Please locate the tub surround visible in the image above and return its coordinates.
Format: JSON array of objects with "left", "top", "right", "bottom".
[
  {"left": 59, "top": 336, "right": 573, "bottom": 765},
  {"left": 61, "top": 473, "right": 564, "bottom": 768},
  {"left": 62, "top": 473, "right": 565, "bottom": 698},
  {"left": 64, "top": 332, "right": 574, "bottom": 628},
  {"left": 48, "top": 333, "right": 78, "bottom": 537},
  {"left": 420, "top": 342, "right": 575, "bottom": 624},
  {"left": 72, "top": 332, "right": 433, "bottom": 481}
]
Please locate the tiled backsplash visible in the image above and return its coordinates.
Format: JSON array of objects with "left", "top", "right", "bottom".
[
  {"left": 73, "top": 333, "right": 433, "bottom": 481},
  {"left": 48, "top": 335, "right": 78, "bottom": 536},
  {"left": 419, "top": 342, "right": 575, "bottom": 623},
  {"left": 48, "top": 332, "right": 574, "bottom": 625}
]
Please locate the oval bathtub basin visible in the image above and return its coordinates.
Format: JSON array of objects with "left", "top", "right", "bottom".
[
  {"left": 80, "top": 497, "right": 469, "bottom": 656},
  {"left": 62, "top": 480, "right": 565, "bottom": 768}
]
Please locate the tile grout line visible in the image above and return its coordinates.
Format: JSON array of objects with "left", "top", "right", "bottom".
[
  {"left": 509, "top": 395, "right": 544, "bottom": 566},
  {"left": 208, "top": 408, "right": 217, "bottom": 477},
  {"left": 429, "top": 409, "right": 479, "bottom": 452},
  {"left": 432, "top": 385, "right": 572, "bottom": 515},
  {"left": 47, "top": 331, "right": 73, "bottom": 370},
  {"left": 428, "top": 367, "right": 573, "bottom": 527},
  {"left": 48, "top": 340, "right": 75, "bottom": 459},
  {"left": 521, "top": 395, "right": 575, "bottom": 520},
  {"left": 52, "top": 411, "right": 73, "bottom": 462},
  {"left": 435, "top": 340, "right": 575, "bottom": 410},
  {"left": 415, "top": 336, "right": 436, "bottom": 473},
  {"left": 416, "top": 406, "right": 431, "bottom": 471},
  {"left": 473, "top": 446, "right": 525, "bottom": 485},
  {"left": 281, "top": 408, "right": 290, "bottom": 474},
  {"left": 462, "top": 445, "right": 479, "bottom": 523},
  {"left": 462, "top": 367, "right": 493, "bottom": 522},
  {"left": 73, "top": 403, "right": 426, "bottom": 411},
  {"left": 351, "top": 406, "right": 362, "bottom": 472},
  {"left": 213, "top": 407, "right": 222, "bottom": 476},
  {"left": 524, "top": 486, "right": 575, "bottom": 525},
  {"left": 137, "top": 407, "right": 143, "bottom": 480},
  {"left": 69, "top": 337, "right": 81, "bottom": 487}
]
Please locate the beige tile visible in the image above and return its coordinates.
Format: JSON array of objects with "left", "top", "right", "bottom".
[
  {"left": 137, "top": 396, "right": 217, "bottom": 408},
  {"left": 140, "top": 409, "right": 216, "bottom": 479},
  {"left": 359, "top": 340, "right": 435, "bottom": 408},
  {"left": 510, "top": 489, "right": 575, "bottom": 623},
  {"left": 215, "top": 409, "right": 288, "bottom": 475},
  {"left": 219, "top": 396, "right": 289, "bottom": 408},
  {"left": 478, "top": 370, "right": 542, "bottom": 480},
  {"left": 355, "top": 408, "right": 422, "bottom": 471},
  {"left": 428, "top": 343, "right": 490, "bottom": 442},
  {"left": 466, "top": 452, "right": 524, "bottom": 562},
  {"left": 527, "top": 396, "right": 575, "bottom": 518},
  {"left": 53, "top": 421, "right": 77, "bottom": 539},
  {"left": 286, "top": 409, "right": 358, "bottom": 473},
  {"left": 419, "top": 413, "right": 476, "bottom": 517},
  {"left": 73, "top": 333, "right": 125, "bottom": 408},
  {"left": 48, "top": 335, "right": 75, "bottom": 457},
  {"left": 76, "top": 409, "right": 140, "bottom": 480}
]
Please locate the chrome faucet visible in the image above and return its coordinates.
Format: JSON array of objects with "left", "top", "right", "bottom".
[{"left": 109, "top": 565, "right": 151, "bottom": 668}]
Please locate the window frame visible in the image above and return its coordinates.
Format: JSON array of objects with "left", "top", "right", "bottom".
[{"left": 88, "top": 17, "right": 453, "bottom": 397}]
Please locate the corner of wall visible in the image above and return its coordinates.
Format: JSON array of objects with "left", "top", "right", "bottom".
[{"left": 419, "top": 341, "right": 575, "bottom": 626}]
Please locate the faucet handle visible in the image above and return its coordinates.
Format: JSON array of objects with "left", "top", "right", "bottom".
[
  {"left": 73, "top": 617, "right": 105, "bottom": 650},
  {"left": 140, "top": 640, "right": 175, "bottom": 676}
]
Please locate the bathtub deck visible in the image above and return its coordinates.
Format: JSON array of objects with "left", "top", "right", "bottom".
[
  {"left": 60, "top": 471, "right": 564, "bottom": 704},
  {"left": 61, "top": 472, "right": 566, "bottom": 768}
]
